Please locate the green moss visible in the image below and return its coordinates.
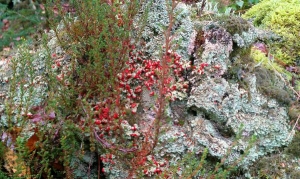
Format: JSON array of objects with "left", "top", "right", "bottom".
[
  {"left": 243, "top": 0, "right": 300, "bottom": 64},
  {"left": 289, "top": 170, "right": 300, "bottom": 179},
  {"left": 226, "top": 47, "right": 253, "bottom": 82},
  {"left": 249, "top": 154, "right": 285, "bottom": 178},
  {"left": 0, "top": 142, "right": 5, "bottom": 160},
  {"left": 226, "top": 46, "right": 293, "bottom": 105},
  {"left": 254, "top": 67, "right": 292, "bottom": 105},
  {"left": 217, "top": 15, "right": 251, "bottom": 35},
  {"left": 222, "top": 40, "right": 293, "bottom": 107},
  {"left": 250, "top": 48, "right": 284, "bottom": 73},
  {"left": 288, "top": 103, "right": 300, "bottom": 122},
  {"left": 285, "top": 131, "right": 300, "bottom": 157}
]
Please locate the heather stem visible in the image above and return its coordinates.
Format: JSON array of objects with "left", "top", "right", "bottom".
[{"left": 152, "top": 0, "right": 178, "bottom": 151}]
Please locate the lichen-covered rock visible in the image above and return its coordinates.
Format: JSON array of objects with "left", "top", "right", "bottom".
[
  {"left": 187, "top": 75, "right": 292, "bottom": 165},
  {"left": 0, "top": 54, "right": 11, "bottom": 104},
  {"left": 135, "top": 1, "right": 194, "bottom": 60},
  {"left": 99, "top": 3, "right": 295, "bottom": 179},
  {"left": 141, "top": 10, "right": 294, "bottom": 178},
  {"left": 196, "top": 22, "right": 233, "bottom": 74}
]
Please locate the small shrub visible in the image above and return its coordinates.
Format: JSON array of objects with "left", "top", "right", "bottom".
[{"left": 0, "top": 2, "right": 46, "bottom": 50}]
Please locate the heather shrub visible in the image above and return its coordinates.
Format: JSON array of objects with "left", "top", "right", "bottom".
[{"left": 2, "top": 0, "right": 182, "bottom": 178}]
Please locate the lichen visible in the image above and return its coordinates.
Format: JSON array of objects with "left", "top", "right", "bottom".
[
  {"left": 232, "top": 29, "right": 258, "bottom": 48},
  {"left": 188, "top": 75, "right": 292, "bottom": 170},
  {"left": 186, "top": 17, "right": 293, "bottom": 169},
  {"left": 135, "top": 1, "right": 194, "bottom": 60}
]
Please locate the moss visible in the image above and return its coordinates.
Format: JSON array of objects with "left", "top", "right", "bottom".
[
  {"left": 249, "top": 154, "right": 285, "bottom": 178},
  {"left": 224, "top": 47, "right": 253, "bottom": 84},
  {"left": 250, "top": 48, "right": 285, "bottom": 73},
  {"left": 217, "top": 15, "right": 251, "bottom": 36},
  {"left": 254, "top": 67, "right": 292, "bottom": 105},
  {"left": 228, "top": 46, "right": 294, "bottom": 105},
  {"left": 243, "top": 0, "right": 300, "bottom": 64},
  {"left": 248, "top": 151, "right": 300, "bottom": 178},
  {"left": 226, "top": 46, "right": 293, "bottom": 105},
  {"left": 289, "top": 170, "right": 300, "bottom": 179},
  {"left": 285, "top": 131, "right": 300, "bottom": 158},
  {"left": 0, "top": 142, "right": 5, "bottom": 160},
  {"left": 288, "top": 103, "right": 300, "bottom": 122}
]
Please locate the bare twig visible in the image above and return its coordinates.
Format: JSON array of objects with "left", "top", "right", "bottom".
[
  {"left": 94, "top": 130, "right": 138, "bottom": 153},
  {"left": 286, "top": 114, "right": 300, "bottom": 141}
]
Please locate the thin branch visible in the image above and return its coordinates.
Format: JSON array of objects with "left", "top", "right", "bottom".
[
  {"left": 94, "top": 130, "right": 138, "bottom": 153},
  {"left": 286, "top": 114, "right": 300, "bottom": 141}
]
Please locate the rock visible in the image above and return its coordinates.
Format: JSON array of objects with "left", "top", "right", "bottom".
[{"left": 134, "top": 0, "right": 194, "bottom": 60}]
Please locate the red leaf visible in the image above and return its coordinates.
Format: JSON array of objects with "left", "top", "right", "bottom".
[{"left": 26, "top": 133, "right": 39, "bottom": 152}]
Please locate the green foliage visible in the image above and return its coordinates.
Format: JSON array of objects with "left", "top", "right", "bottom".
[
  {"left": 0, "top": 2, "right": 45, "bottom": 50},
  {"left": 229, "top": 0, "right": 260, "bottom": 11},
  {"left": 213, "top": 0, "right": 260, "bottom": 14},
  {"left": 243, "top": 0, "right": 300, "bottom": 64},
  {"left": 0, "top": 170, "right": 10, "bottom": 179},
  {"left": 0, "top": 142, "right": 5, "bottom": 161}
]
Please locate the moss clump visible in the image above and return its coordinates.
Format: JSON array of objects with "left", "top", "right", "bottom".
[
  {"left": 243, "top": 0, "right": 300, "bottom": 64},
  {"left": 224, "top": 43, "right": 293, "bottom": 105},
  {"left": 217, "top": 15, "right": 251, "bottom": 35},
  {"left": 254, "top": 67, "right": 292, "bottom": 105},
  {"left": 248, "top": 148, "right": 300, "bottom": 178},
  {"left": 0, "top": 142, "right": 5, "bottom": 160},
  {"left": 285, "top": 131, "right": 300, "bottom": 158},
  {"left": 225, "top": 47, "right": 253, "bottom": 81},
  {"left": 227, "top": 48, "right": 292, "bottom": 105},
  {"left": 250, "top": 48, "right": 285, "bottom": 73}
]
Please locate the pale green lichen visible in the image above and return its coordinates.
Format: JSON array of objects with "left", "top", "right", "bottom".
[
  {"left": 136, "top": 0, "right": 194, "bottom": 60},
  {"left": 232, "top": 30, "right": 258, "bottom": 48}
]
